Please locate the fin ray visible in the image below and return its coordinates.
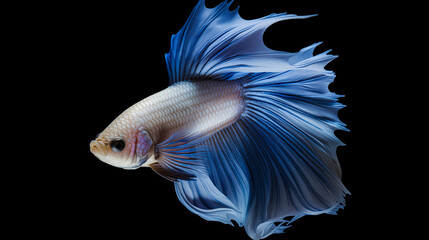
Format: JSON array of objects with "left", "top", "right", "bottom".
[
  {"left": 150, "top": 131, "right": 205, "bottom": 181},
  {"left": 165, "top": 0, "right": 315, "bottom": 84}
]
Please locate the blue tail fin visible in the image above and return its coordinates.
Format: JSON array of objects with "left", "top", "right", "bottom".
[
  {"left": 239, "top": 60, "right": 349, "bottom": 238},
  {"left": 163, "top": 1, "right": 349, "bottom": 239}
]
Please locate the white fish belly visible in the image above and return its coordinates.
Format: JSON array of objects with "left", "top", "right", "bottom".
[{"left": 130, "top": 80, "right": 244, "bottom": 143}]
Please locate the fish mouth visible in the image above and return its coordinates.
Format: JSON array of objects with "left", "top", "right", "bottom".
[{"left": 90, "top": 140, "right": 107, "bottom": 157}]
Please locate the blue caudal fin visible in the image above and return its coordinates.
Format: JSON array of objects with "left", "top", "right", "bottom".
[{"left": 163, "top": 1, "right": 349, "bottom": 239}]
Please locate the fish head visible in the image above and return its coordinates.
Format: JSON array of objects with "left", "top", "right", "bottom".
[{"left": 90, "top": 114, "right": 154, "bottom": 169}]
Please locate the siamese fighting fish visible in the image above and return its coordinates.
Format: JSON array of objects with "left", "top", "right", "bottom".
[{"left": 89, "top": 1, "right": 349, "bottom": 239}]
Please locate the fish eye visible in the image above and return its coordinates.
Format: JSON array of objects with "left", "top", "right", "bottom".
[{"left": 110, "top": 138, "right": 126, "bottom": 152}]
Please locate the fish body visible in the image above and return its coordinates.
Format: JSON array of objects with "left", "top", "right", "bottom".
[
  {"left": 90, "top": 1, "right": 349, "bottom": 239},
  {"left": 91, "top": 80, "right": 243, "bottom": 169},
  {"left": 131, "top": 80, "right": 243, "bottom": 145}
]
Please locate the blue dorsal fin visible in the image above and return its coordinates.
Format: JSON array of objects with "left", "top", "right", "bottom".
[{"left": 165, "top": 0, "right": 315, "bottom": 85}]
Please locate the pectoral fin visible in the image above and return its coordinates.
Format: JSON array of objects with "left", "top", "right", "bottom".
[{"left": 150, "top": 130, "right": 205, "bottom": 181}]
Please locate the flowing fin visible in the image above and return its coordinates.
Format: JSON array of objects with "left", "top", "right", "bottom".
[
  {"left": 165, "top": 0, "right": 316, "bottom": 84},
  {"left": 239, "top": 67, "right": 350, "bottom": 238},
  {"left": 153, "top": 131, "right": 245, "bottom": 223},
  {"left": 164, "top": 1, "right": 349, "bottom": 239},
  {"left": 175, "top": 175, "right": 242, "bottom": 225}
]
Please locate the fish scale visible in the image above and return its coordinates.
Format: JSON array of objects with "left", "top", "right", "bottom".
[{"left": 119, "top": 80, "right": 243, "bottom": 143}]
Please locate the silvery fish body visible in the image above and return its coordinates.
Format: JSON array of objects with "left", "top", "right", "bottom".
[{"left": 90, "top": 1, "right": 349, "bottom": 239}]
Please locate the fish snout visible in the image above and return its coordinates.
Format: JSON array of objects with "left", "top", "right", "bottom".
[{"left": 90, "top": 140, "right": 108, "bottom": 157}]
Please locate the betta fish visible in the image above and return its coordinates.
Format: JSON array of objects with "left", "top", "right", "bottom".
[{"left": 90, "top": 1, "right": 349, "bottom": 239}]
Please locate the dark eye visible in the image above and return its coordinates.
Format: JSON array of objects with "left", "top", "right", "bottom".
[{"left": 110, "top": 138, "right": 126, "bottom": 152}]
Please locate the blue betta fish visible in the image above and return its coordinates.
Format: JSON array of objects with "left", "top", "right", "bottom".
[{"left": 90, "top": 1, "right": 349, "bottom": 239}]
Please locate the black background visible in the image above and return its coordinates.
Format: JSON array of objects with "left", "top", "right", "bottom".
[{"left": 9, "top": 0, "right": 399, "bottom": 239}]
